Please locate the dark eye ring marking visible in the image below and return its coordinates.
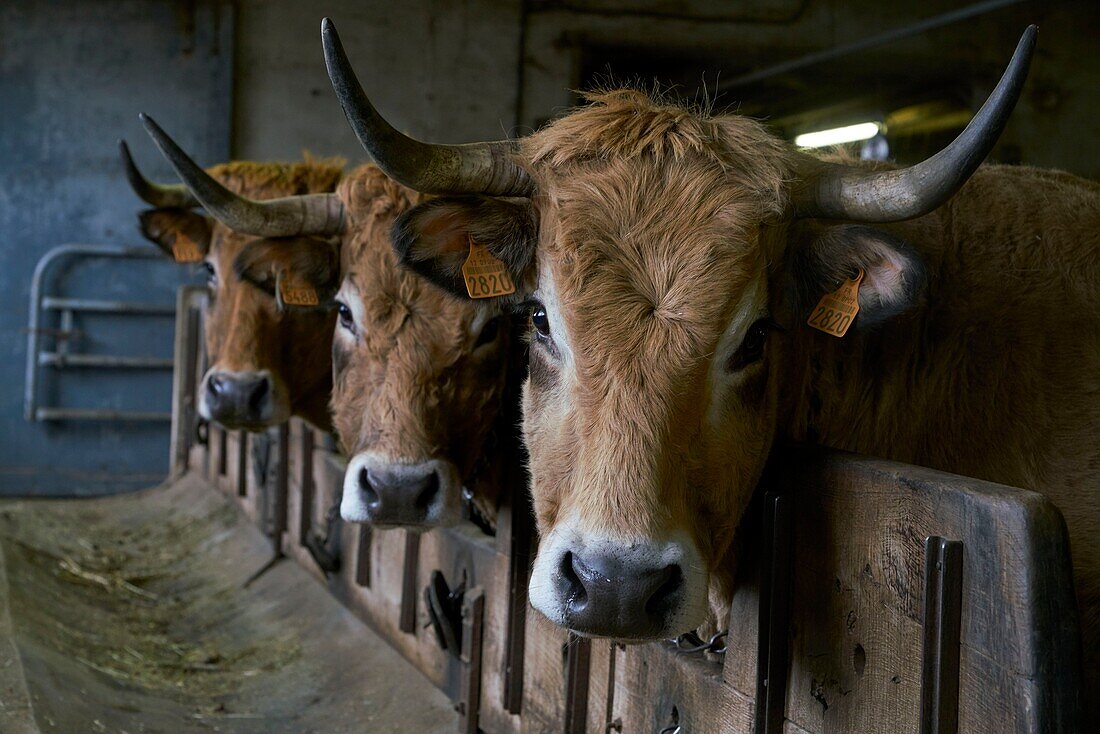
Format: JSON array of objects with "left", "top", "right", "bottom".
[
  {"left": 727, "top": 318, "right": 773, "bottom": 372},
  {"left": 474, "top": 316, "right": 502, "bottom": 349}
]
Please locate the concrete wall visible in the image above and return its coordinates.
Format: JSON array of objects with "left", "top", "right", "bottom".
[
  {"left": 231, "top": 0, "right": 523, "bottom": 162},
  {"left": 0, "top": 1, "right": 233, "bottom": 496},
  {"left": 227, "top": 1, "right": 1099, "bottom": 179}
]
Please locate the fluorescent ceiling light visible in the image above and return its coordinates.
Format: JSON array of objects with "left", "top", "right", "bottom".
[{"left": 795, "top": 122, "right": 881, "bottom": 149}]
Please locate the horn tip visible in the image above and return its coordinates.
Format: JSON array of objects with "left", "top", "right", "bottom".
[{"left": 1019, "top": 25, "right": 1038, "bottom": 53}]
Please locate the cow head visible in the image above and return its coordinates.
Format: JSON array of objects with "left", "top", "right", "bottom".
[
  {"left": 138, "top": 116, "right": 516, "bottom": 530},
  {"left": 238, "top": 166, "right": 515, "bottom": 529},
  {"left": 122, "top": 138, "right": 341, "bottom": 431},
  {"left": 324, "top": 21, "right": 1036, "bottom": 638}
]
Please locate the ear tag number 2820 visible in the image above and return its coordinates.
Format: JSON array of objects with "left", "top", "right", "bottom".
[
  {"left": 807, "top": 269, "right": 864, "bottom": 337},
  {"left": 462, "top": 238, "right": 515, "bottom": 299}
]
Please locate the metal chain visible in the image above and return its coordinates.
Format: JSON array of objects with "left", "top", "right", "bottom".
[{"left": 668, "top": 629, "right": 728, "bottom": 655}]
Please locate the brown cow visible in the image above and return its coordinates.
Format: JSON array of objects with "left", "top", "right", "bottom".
[
  {"left": 121, "top": 140, "right": 340, "bottom": 431},
  {"left": 323, "top": 21, "right": 1100, "bottom": 708},
  {"left": 140, "top": 118, "right": 517, "bottom": 530}
]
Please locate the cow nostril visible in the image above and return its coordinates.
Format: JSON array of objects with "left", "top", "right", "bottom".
[
  {"left": 248, "top": 377, "right": 270, "bottom": 412},
  {"left": 359, "top": 467, "right": 380, "bottom": 509},
  {"left": 414, "top": 471, "right": 440, "bottom": 511},
  {"left": 644, "top": 564, "right": 683, "bottom": 618},
  {"left": 208, "top": 374, "right": 225, "bottom": 397},
  {"left": 560, "top": 551, "right": 588, "bottom": 609}
]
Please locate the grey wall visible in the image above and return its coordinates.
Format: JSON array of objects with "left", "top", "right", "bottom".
[
  {"left": 226, "top": 1, "right": 1099, "bottom": 179},
  {"left": 232, "top": 0, "right": 523, "bottom": 162},
  {"left": 0, "top": 0, "right": 233, "bottom": 495}
]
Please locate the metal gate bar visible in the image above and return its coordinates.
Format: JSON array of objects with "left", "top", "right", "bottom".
[{"left": 25, "top": 243, "right": 178, "bottom": 422}]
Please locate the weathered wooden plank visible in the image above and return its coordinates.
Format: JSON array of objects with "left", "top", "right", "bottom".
[
  {"left": 781, "top": 449, "right": 1080, "bottom": 734},
  {"left": 563, "top": 635, "right": 591, "bottom": 734},
  {"left": 520, "top": 612, "right": 572, "bottom": 733},
  {"left": 609, "top": 643, "right": 755, "bottom": 733},
  {"left": 585, "top": 642, "right": 617, "bottom": 734}
]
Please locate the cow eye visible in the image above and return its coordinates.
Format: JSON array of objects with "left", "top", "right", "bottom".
[
  {"left": 202, "top": 261, "right": 216, "bottom": 286},
  {"left": 474, "top": 316, "right": 501, "bottom": 349},
  {"left": 336, "top": 301, "right": 354, "bottom": 331},
  {"left": 727, "top": 318, "right": 771, "bottom": 371},
  {"left": 530, "top": 303, "right": 550, "bottom": 340}
]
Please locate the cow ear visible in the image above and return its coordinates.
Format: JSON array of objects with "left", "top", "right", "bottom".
[
  {"left": 391, "top": 195, "right": 537, "bottom": 301},
  {"left": 786, "top": 224, "right": 927, "bottom": 330},
  {"left": 233, "top": 237, "right": 341, "bottom": 309},
  {"left": 138, "top": 209, "right": 212, "bottom": 262}
]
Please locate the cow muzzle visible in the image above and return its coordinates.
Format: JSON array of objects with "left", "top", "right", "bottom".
[
  {"left": 198, "top": 368, "right": 279, "bottom": 430},
  {"left": 340, "top": 453, "right": 463, "bottom": 529},
  {"left": 528, "top": 521, "right": 708, "bottom": 641}
]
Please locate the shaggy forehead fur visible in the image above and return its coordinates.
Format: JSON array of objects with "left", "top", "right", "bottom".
[
  {"left": 517, "top": 91, "right": 795, "bottom": 544},
  {"left": 520, "top": 90, "right": 791, "bottom": 413},
  {"left": 331, "top": 166, "right": 507, "bottom": 487},
  {"left": 207, "top": 157, "right": 345, "bottom": 200}
]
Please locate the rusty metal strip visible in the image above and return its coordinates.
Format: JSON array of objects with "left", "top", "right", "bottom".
[
  {"left": 355, "top": 524, "right": 372, "bottom": 587},
  {"left": 270, "top": 423, "right": 289, "bottom": 555},
  {"left": 180, "top": 303, "right": 200, "bottom": 473},
  {"left": 297, "top": 428, "right": 314, "bottom": 544},
  {"left": 236, "top": 430, "right": 248, "bottom": 497},
  {"left": 920, "top": 536, "right": 964, "bottom": 734},
  {"left": 604, "top": 643, "right": 619, "bottom": 733},
  {"left": 563, "top": 634, "right": 592, "bottom": 734},
  {"left": 754, "top": 492, "right": 794, "bottom": 734},
  {"left": 399, "top": 531, "right": 422, "bottom": 634},
  {"left": 457, "top": 587, "right": 486, "bottom": 734},
  {"left": 217, "top": 427, "right": 228, "bottom": 477},
  {"left": 501, "top": 476, "right": 533, "bottom": 714}
]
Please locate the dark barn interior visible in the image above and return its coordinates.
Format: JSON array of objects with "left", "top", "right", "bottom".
[{"left": 0, "top": 1, "right": 1096, "bottom": 732}]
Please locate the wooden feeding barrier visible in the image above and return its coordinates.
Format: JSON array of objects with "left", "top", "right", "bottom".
[{"left": 168, "top": 285, "right": 1083, "bottom": 733}]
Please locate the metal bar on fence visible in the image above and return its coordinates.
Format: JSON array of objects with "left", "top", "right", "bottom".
[
  {"left": 34, "top": 407, "right": 171, "bottom": 422},
  {"left": 42, "top": 296, "right": 176, "bottom": 315},
  {"left": 39, "top": 352, "right": 175, "bottom": 369},
  {"left": 25, "top": 243, "right": 178, "bottom": 422},
  {"left": 754, "top": 493, "right": 794, "bottom": 734},
  {"left": 563, "top": 634, "right": 592, "bottom": 734},
  {"left": 400, "top": 533, "right": 422, "bottom": 634},
  {"left": 920, "top": 537, "right": 964, "bottom": 734}
]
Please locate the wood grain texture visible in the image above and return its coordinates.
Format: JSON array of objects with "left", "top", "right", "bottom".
[{"left": 781, "top": 448, "right": 1080, "bottom": 734}]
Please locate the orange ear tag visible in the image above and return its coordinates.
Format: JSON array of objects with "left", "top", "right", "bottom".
[
  {"left": 807, "top": 269, "right": 864, "bottom": 337},
  {"left": 278, "top": 274, "right": 320, "bottom": 307},
  {"left": 171, "top": 232, "right": 203, "bottom": 263},
  {"left": 461, "top": 238, "right": 516, "bottom": 299}
]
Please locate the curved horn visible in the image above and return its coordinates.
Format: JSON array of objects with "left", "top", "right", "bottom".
[
  {"left": 321, "top": 17, "right": 532, "bottom": 196},
  {"left": 792, "top": 25, "right": 1037, "bottom": 222},
  {"left": 119, "top": 139, "right": 199, "bottom": 209},
  {"left": 139, "top": 114, "right": 345, "bottom": 237}
]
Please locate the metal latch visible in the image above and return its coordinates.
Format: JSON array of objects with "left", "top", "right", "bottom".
[
  {"left": 304, "top": 500, "right": 342, "bottom": 575},
  {"left": 424, "top": 570, "right": 466, "bottom": 654}
]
